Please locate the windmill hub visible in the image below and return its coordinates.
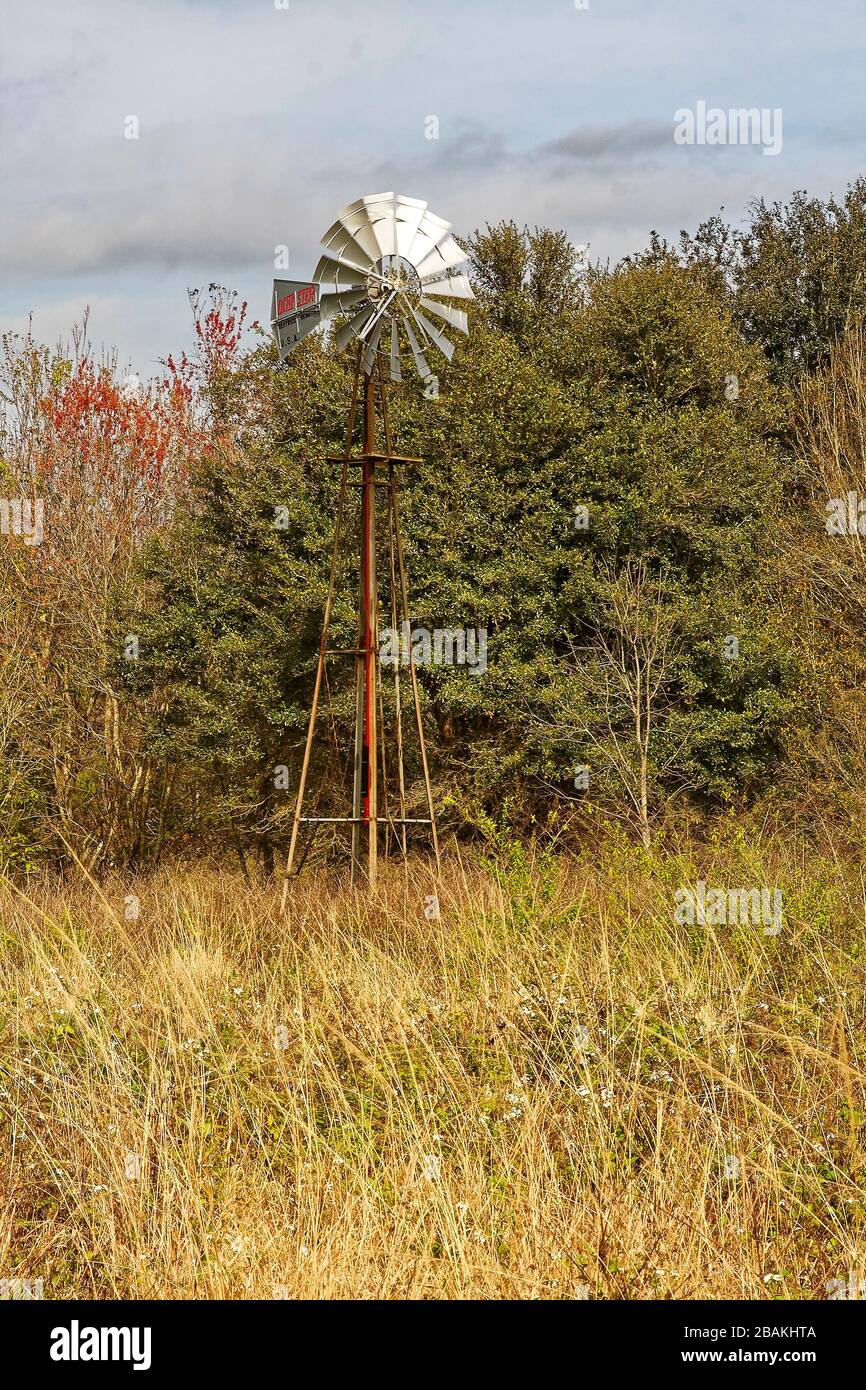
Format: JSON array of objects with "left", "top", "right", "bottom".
[{"left": 367, "top": 255, "right": 422, "bottom": 310}]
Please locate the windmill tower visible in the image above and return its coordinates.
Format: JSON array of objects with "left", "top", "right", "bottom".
[{"left": 272, "top": 193, "right": 474, "bottom": 902}]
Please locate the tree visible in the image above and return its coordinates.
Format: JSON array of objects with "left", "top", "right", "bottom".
[
  {"left": 467, "top": 221, "right": 584, "bottom": 346},
  {"left": 773, "top": 326, "right": 866, "bottom": 834},
  {"left": 668, "top": 181, "right": 866, "bottom": 384},
  {"left": 543, "top": 560, "right": 691, "bottom": 846},
  {"left": 0, "top": 319, "right": 197, "bottom": 869}
]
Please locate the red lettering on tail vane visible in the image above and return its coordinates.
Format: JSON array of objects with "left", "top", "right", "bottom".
[{"left": 276, "top": 286, "right": 316, "bottom": 319}]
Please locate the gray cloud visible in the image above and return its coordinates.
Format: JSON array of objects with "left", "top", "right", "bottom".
[
  {"left": 0, "top": 119, "right": 670, "bottom": 277},
  {"left": 0, "top": 117, "right": 770, "bottom": 278},
  {"left": 538, "top": 121, "right": 674, "bottom": 164}
]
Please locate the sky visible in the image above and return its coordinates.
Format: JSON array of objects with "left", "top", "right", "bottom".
[{"left": 2, "top": 0, "right": 864, "bottom": 374}]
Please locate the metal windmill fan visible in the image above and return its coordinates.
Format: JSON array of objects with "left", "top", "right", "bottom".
[{"left": 272, "top": 192, "right": 474, "bottom": 376}]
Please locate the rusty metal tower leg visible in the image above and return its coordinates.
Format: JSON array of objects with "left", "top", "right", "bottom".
[
  {"left": 282, "top": 348, "right": 361, "bottom": 914},
  {"left": 392, "top": 480, "right": 441, "bottom": 873},
  {"left": 352, "top": 369, "right": 378, "bottom": 890},
  {"left": 387, "top": 464, "right": 408, "bottom": 859},
  {"left": 280, "top": 473, "right": 348, "bottom": 914}
]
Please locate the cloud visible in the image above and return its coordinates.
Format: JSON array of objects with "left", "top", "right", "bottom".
[
  {"left": 538, "top": 122, "right": 673, "bottom": 165},
  {"left": 0, "top": 116, "right": 796, "bottom": 279}
]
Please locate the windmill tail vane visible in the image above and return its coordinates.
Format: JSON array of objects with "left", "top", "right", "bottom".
[{"left": 273, "top": 193, "right": 474, "bottom": 906}]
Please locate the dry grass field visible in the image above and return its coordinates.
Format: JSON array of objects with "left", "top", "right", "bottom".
[{"left": 2, "top": 832, "right": 865, "bottom": 1300}]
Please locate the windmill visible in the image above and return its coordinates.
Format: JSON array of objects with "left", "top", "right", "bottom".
[{"left": 273, "top": 193, "right": 474, "bottom": 904}]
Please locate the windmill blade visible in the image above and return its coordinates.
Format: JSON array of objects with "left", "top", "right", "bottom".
[
  {"left": 406, "top": 208, "right": 452, "bottom": 271},
  {"left": 334, "top": 194, "right": 385, "bottom": 223},
  {"left": 326, "top": 194, "right": 395, "bottom": 265},
  {"left": 334, "top": 192, "right": 414, "bottom": 261},
  {"left": 403, "top": 316, "right": 432, "bottom": 379},
  {"left": 411, "top": 308, "right": 454, "bottom": 362},
  {"left": 313, "top": 251, "right": 371, "bottom": 287},
  {"left": 334, "top": 193, "right": 394, "bottom": 226},
  {"left": 319, "top": 288, "right": 368, "bottom": 320},
  {"left": 420, "top": 272, "right": 474, "bottom": 300},
  {"left": 389, "top": 320, "right": 402, "bottom": 383},
  {"left": 361, "top": 193, "right": 402, "bottom": 259},
  {"left": 393, "top": 195, "right": 428, "bottom": 258},
  {"left": 363, "top": 319, "right": 383, "bottom": 375},
  {"left": 415, "top": 235, "right": 468, "bottom": 281},
  {"left": 419, "top": 297, "right": 469, "bottom": 335},
  {"left": 320, "top": 219, "right": 376, "bottom": 272},
  {"left": 328, "top": 196, "right": 395, "bottom": 268},
  {"left": 334, "top": 304, "right": 374, "bottom": 353}
]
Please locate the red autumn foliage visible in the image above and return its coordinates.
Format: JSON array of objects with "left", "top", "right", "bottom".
[{"left": 37, "top": 363, "right": 196, "bottom": 502}]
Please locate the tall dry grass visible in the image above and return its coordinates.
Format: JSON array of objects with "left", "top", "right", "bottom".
[{"left": 1, "top": 834, "right": 865, "bottom": 1300}]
